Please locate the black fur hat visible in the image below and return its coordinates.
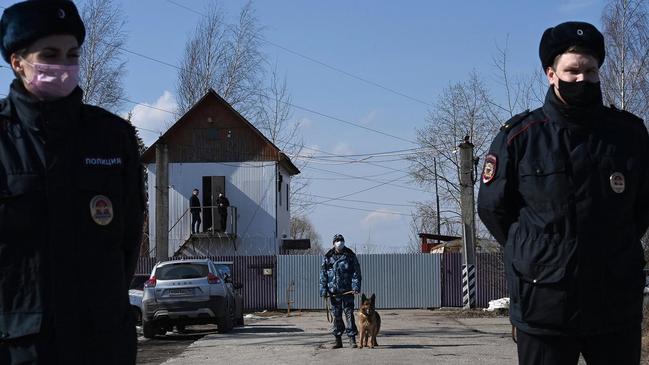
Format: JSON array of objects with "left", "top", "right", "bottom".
[
  {"left": 0, "top": 0, "right": 85, "bottom": 62},
  {"left": 539, "top": 21, "right": 605, "bottom": 70}
]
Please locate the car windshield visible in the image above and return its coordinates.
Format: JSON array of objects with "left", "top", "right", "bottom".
[{"left": 156, "top": 263, "right": 209, "bottom": 280}]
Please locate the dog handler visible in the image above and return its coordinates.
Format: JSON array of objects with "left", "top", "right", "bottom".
[
  {"left": 319, "top": 234, "right": 362, "bottom": 349},
  {"left": 478, "top": 21, "right": 649, "bottom": 364},
  {"left": 0, "top": 1, "right": 144, "bottom": 364}
]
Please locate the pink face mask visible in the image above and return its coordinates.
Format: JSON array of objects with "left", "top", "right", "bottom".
[{"left": 23, "top": 61, "right": 80, "bottom": 100}]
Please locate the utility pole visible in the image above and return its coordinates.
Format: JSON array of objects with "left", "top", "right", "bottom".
[
  {"left": 458, "top": 137, "right": 476, "bottom": 309},
  {"left": 434, "top": 157, "right": 441, "bottom": 243},
  {"left": 155, "top": 143, "right": 169, "bottom": 262}
]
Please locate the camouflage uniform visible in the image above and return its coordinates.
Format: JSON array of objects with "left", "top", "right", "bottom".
[{"left": 319, "top": 247, "right": 361, "bottom": 338}]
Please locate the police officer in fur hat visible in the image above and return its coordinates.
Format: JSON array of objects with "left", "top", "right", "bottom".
[
  {"left": 478, "top": 21, "right": 649, "bottom": 364},
  {"left": 0, "top": 1, "right": 144, "bottom": 364}
]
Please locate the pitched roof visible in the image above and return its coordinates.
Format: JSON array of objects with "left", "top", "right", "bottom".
[{"left": 141, "top": 89, "right": 300, "bottom": 175}]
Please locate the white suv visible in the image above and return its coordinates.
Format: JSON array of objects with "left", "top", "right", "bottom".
[{"left": 141, "top": 259, "right": 243, "bottom": 338}]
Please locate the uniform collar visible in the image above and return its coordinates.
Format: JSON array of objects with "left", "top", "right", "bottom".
[
  {"left": 6, "top": 79, "right": 83, "bottom": 132},
  {"left": 542, "top": 86, "right": 604, "bottom": 127}
]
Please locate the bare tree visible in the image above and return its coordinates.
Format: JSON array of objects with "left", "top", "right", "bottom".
[
  {"left": 79, "top": 0, "right": 127, "bottom": 112},
  {"left": 492, "top": 38, "right": 547, "bottom": 114},
  {"left": 406, "top": 201, "right": 438, "bottom": 253},
  {"left": 254, "top": 65, "right": 312, "bottom": 216},
  {"left": 601, "top": 0, "right": 649, "bottom": 120},
  {"left": 287, "top": 215, "right": 323, "bottom": 255},
  {"left": 601, "top": 0, "right": 649, "bottom": 260},
  {"left": 408, "top": 72, "right": 501, "bottom": 218},
  {"left": 176, "top": 0, "right": 264, "bottom": 117}
]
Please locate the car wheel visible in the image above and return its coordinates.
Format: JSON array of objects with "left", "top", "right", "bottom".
[
  {"left": 142, "top": 321, "right": 157, "bottom": 339},
  {"left": 217, "top": 305, "right": 234, "bottom": 333}
]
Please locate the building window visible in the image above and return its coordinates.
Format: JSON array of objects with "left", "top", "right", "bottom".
[{"left": 286, "top": 183, "right": 289, "bottom": 212}]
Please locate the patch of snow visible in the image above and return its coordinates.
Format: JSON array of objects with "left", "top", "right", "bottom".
[{"left": 484, "top": 297, "right": 510, "bottom": 312}]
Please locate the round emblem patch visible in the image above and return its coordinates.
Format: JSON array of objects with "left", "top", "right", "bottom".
[
  {"left": 610, "top": 172, "right": 625, "bottom": 194},
  {"left": 90, "top": 195, "right": 114, "bottom": 225},
  {"left": 57, "top": 8, "right": 66, "bottom": 19},
  {"left": 482, "top": 154, "right": 498, "bottom": 184}
]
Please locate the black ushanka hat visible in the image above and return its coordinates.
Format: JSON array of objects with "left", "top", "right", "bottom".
[
  {"left": 539, "top": 21, "right": 605, "bottom": 70},
  {"left": 0, "top": 0, "right": 85, "bottom": 62}
]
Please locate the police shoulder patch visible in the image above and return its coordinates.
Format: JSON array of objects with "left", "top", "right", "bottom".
[
  {"left": 500, "top": 109, "right": 531, "bottom": 132},
  {"left": 607, "top": 104, "right": 643, "bottom": 123},
  {"left": 482, "top": 154, "right": 498, "bottom": 184}
]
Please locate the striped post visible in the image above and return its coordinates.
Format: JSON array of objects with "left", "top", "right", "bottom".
[{"left": 462, "top": 263, "right": 476, "bottom": 309}]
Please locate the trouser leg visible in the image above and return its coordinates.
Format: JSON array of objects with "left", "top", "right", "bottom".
[
  {"left": 342, "top": 296, "right": 358, "bottom": 337},
  {"left": 581, "top": 324, "right": 641, "bottom": 365},
  {"left": 330, "top": 297, "right": 345, "bottom": 337},
  {"left": 0, "top": 331, "right": 54, "bottom": 365},
  {"left": 516, "top": 328, "right": 579, "bottom": 365},
  {"left": 220, "top": 213, "right": 227, "bottom": 232},
  {"left": 191, "top": 213, "right": 201, "bottom": 233}
]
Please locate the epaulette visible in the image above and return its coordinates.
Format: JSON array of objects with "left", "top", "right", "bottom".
[
  {"left": 608, "top": 104, "right": 644, "bottom": 124},
  {"left": 500, "top": 109, "right": 531, "bottom": 131}
]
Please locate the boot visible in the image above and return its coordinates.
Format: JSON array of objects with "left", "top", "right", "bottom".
[
  {"left": 349, "top": 336, "right": 358, "bottom": 348},
  {"left": 331, "top": 336, "right": 343, "bottom": 349}
]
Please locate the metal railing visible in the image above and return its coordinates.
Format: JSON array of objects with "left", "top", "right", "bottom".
[{"left": 168, "top": 205, "right": 238, "bottom": 236}]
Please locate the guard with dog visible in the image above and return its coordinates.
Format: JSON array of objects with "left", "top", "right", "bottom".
[
  {"left": 478, "top": 21, "right": 649, "bottom": 364},
  {"left": 319, "top": 234, "right": 362, "bottom": 349}
]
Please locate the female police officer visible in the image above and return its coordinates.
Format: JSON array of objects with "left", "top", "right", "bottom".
[
  {"left": 478, "top": 21, "right": 649, "bottom": 364},
  {"left": 0, "top": 1, "right": 144, "bottom": 364}
]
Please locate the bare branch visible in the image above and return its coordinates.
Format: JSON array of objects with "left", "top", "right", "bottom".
[{"left": 79, "top": 0, "right": 127, "bottom": 112}]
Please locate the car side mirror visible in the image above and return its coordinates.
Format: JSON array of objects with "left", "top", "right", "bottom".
[{"left": 233, "top": 283, "right": 243, "bottom": 290}]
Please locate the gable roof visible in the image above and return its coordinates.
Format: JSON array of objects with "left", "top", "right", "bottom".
[{"left": 141, "top": 89, "right": 300, "bottom": 175}]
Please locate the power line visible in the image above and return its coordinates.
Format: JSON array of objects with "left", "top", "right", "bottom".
[
  {"left": 310, "top": 172, "right": 417, "bottom": 206},
  {"left": 164, "top": 0, "right": 434, "bottom": 109},
  {"left": 304, "top": 169, "right": 403, "bottom": 181},
  {"left": 96, "top": 39, "right": 416, "bottom": 144},
  {"left": 158, "top": 1, "right": 416, "bottom": 145},
  {"left": 256, "top": 36, "right": 434, "bottom": 108},
  {"left": 295, "top": 192, "right": 417, "bottom": 207},
  {"left": 305, "top": 165, "right": 428, "bottom": 194},
  {"left": 318, "top": 202, "right": 410, "bottom": 216},
  {"left": 295, "top": 147, "right": 423, "bottom": 159},
  {"left": 281, "top": 140, "right": 426, "bottom": 188}
]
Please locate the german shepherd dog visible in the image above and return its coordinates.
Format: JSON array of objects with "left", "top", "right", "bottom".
[{"left": 358, "top": 293, "right": 381, "bottom": 348}]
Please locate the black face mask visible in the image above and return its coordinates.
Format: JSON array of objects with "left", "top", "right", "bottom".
[{"left": 557, "top": 79, "right": 602, "bottom": 107}]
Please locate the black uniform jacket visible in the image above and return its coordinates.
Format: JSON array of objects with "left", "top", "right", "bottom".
[
  {"left": 0, "top": 81, "right": 144, "bottom": 363},
  {"left": 190, "top": 195, "right": 200, "bottom": 214},
  {"left": 478, "top": 88, "right": 649, "bottom": 336},
  {"left": 216, "top": 196, "right": 229, "bottom": 214}
]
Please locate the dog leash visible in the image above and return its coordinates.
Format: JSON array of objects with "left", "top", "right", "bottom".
[{"left": 324, "top": 291, "right": 357, "bottom": 323}]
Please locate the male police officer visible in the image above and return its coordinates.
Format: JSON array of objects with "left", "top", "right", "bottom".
[
  {"left": 190, "top": 188, "right": 201, "bottom": 234},
  {"left": 0, "top": 1, "right": 144, "bottom": 364},
  {"left": 319, "top": 234, "right": 362, "bottom": 349},
  {"left": 478, "top": 21, "right": 649, "bottom": 364},
  {"left": 216, "top": 192, "right": 230, "bottom": 232}
]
